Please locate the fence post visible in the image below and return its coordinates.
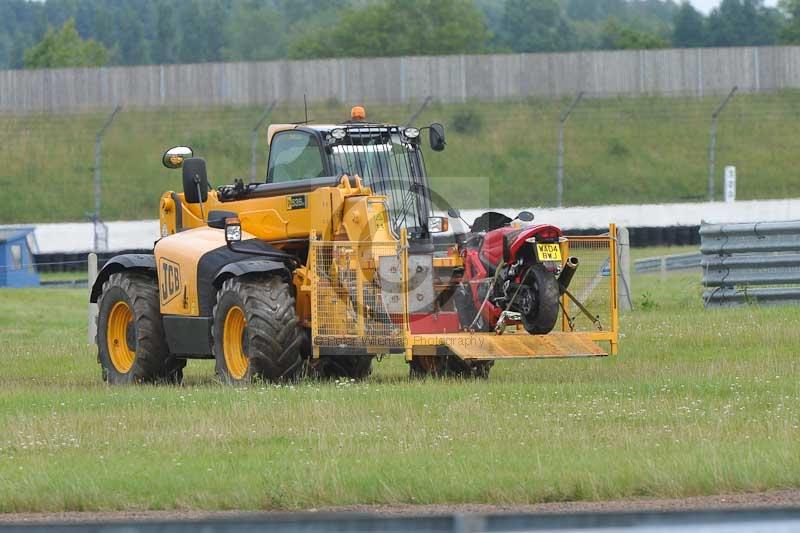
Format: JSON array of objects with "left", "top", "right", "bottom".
[
  {"left": 557, "top": 91, "right": 583, "bottom": 208},
  {"left": 405, "top": 95, "right": 432, "bottom": 126},
  {"left": 87, "top": 253, "right": 98, "bottom": 345},
  {"left": 617, "top": 226, "right": 632, "bottom": 311},
  {"left": 250, "top": 101, "right": 277, "bottom": 183},
  {"left": 89, "top": 105, "right": 121, "bottom": 252},
  {"left": 707, "top": 86, "right": 737, "bottom": 201}
]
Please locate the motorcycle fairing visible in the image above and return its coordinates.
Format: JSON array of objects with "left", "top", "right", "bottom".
[{"left": 480, "top": 224, "right": 562, "bottom": 266}]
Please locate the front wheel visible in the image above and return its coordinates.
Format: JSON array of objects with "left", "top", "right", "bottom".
[
  {"left": 518, "top": 264, "right": 560, "bottom": 334},
  {"left": 96, "top": 272, "right": 185, "bottom": 385},
  {"left": 212, "top": 275, "right": 304, "bottom": 385}
]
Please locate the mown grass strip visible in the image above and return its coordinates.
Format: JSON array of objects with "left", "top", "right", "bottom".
[{"left": 0, "top": 271, "right": 797, "bottom": 511}]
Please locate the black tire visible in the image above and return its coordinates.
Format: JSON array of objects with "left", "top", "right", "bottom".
[
  {"left": 409, "top": 355, "right": 493, "bottom": 380},
  {"left": 212, "top": 275, "right": 304, "bottom": 385},
  {"left": 307, "top": 353, "right": 373, "bottom": 381},
  {"left": 519, "top": 264, "right": 560, "bottom": 334},
  {"left": 96, "top": 271, "right": 185, "bottom": 385}
]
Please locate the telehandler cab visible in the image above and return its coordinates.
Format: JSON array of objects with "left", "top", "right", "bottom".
[{"left": 90, "top": 106, "right": 619, "bottom": 384}]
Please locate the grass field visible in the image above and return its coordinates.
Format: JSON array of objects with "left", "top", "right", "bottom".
[
  {"left": 0, "top": 265, "right": 798, "bottom": 513},
  {"left": 3, "top": 92, "right": 800, "bottom": 224}
]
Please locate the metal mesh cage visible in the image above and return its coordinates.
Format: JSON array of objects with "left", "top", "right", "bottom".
[
  {"left": 560, "top": 235, "right": 617, "bottom": 333},
  {"left": 310, "top": 240, "right": 408, "bottom": 352}
]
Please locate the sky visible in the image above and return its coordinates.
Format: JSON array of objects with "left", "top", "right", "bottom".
[{"left": 689, "top": 0, "right": 779, "bottom": 13}]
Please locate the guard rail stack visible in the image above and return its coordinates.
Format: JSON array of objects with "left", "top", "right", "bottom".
[{"left": 701, "top": 220, "right": 800, "bottom": 306}]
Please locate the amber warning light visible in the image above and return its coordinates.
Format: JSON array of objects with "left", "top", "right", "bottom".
[{"left": 351, "top": 106, "right": 366, "bottom": 121}]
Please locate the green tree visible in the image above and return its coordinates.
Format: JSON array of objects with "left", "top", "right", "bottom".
[
  {"left": 152, "top": 0, "right": 178, "bottom": 64},
  {"left": 9, "top": 32, "right": 32, "bottom": 69},
  {"left": 205, "top": 0, "right": 226, "bottom": 62},
  {"left": 601, "top": 19, "right": 669, "bottom": 49},
  {"left": 288, "top": 0, "right": 490, "bottom": 59},
  {"left": 23, "top": 18, "right": 108, "bottom": 69},
  {"left": 707, "top": 0, "right": 781, "bottom": 46},
  {"left": 566, "top": 0, "right": 627, "bottom": 21},
  {"left": 178, "top": 3, "right": 207, "bottom": 63},
  {"left": 178, "top": 0, "right": 228, "bottom": 63},
  {"left": 779, "top": 0, "right": 800, "bottom": 43},
  {"left": 672, "top": 2, "right": 706, "bottom": 47},
  {"left": 118, "top": 7, "right": 149, "bottom": 65},
  {"left": 92, "top": 6, "right": 115, "bottom": 48},
  {"left": 500, "top": 0, "right": 576, "bottom": 52},
  {"left": 223, "top": 1, "right": 286, "bottom": 61}
]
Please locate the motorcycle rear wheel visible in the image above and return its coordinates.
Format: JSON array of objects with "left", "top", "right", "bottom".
[{"left": 518, "top": 264, "right": 560, "bottom": 334}]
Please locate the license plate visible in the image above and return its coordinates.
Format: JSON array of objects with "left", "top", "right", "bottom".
[{"left": 536, "top": 243, "right": 562, "bottom": 262}]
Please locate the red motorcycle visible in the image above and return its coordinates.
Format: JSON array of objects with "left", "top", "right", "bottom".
[{"left": 450, "top": 210, "right": 578, "bottom": 335}]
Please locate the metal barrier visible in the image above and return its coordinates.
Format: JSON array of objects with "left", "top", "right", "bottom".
[
  {"left": 560, "top": 226, "right": 620, "bottom": 355},
  {"left": 701, "top": 220, "right": 800, "bottom": 306},
  {"left": 635, "top": 252, "right": 703, "bottom": 274},
  {"left": 309, "top": 239, "right": 409, "bottom": 355}
]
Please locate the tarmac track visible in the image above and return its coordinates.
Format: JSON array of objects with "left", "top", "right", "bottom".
[{"left": 1, "top": 489, "right": 799, "bottom": 525}]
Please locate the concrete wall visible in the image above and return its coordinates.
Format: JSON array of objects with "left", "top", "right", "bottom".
[{"left": 3, "top": 46, "right": 800, "bottom": 113}]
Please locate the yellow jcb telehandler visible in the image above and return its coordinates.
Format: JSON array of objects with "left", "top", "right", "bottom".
[{"left": 90, "top": 106, "right": 619, "bottom": 384}]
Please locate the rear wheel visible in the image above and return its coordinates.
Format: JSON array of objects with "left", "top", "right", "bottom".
[
  {"left": 519, "top": 264, "right": 560, "bottom": 334},
  {"left": 307, "top": 353, "right": 374, "bottom": 381},
  {"left": 96, "top": 272, "right": 185, "bottom": 385},
  {"left": 212, "top": 275, "right": 304, "bottom": 385},
  {"left": 409, "top": 355, "right": 493, "bottom": 380}
]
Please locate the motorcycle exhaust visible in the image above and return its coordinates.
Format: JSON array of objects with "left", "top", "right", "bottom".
[{"left": 558, "top": 256, "right": 580, "bottom": 294}]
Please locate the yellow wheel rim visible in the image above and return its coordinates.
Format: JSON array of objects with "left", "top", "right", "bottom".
[
  {"left": 223, "top": 306, "right": 249, "bottom": 380},
  {"left": 107, "top": 301, "right": 135, "bottom": 373}
]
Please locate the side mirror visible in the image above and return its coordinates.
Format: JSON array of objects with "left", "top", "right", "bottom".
[
  {"left": 162, "top": 146, "right": 193, "bottom": 169},
  {"left": 429, "top": 123, "right": 446, "bottom": 152},
  {"left": 182, "top": 158, "right": 209, "bottom": 204},
  {"left": 207, "top": 210, "right": 237, "bottom": 229},
  {"left": 518, "top": 211, "right": 535, "bottom": 222},
  {"left": 447, "top": 208, "right": 460, "bottom": 218}
]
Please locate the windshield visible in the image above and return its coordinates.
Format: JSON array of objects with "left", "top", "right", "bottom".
[
  {"left": 329, "top": 130, "right": 430, "bottom": 234},
  {"left": 268, "top": 131, "right": 325, "bottom": 183}
]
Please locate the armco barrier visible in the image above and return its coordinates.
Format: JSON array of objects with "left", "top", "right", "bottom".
[
  {"left": 33, "top": 249, "right": 150, "bottom": 273},
  {"left": 635, "top": 252, "right": 703, "bottom": 274},
  {"left": 701, "top": 220, "right": 800, "bottom": 306}
]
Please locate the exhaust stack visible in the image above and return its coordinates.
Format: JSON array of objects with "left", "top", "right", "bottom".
[{"left": 558, "top": 256, "right": 580, "bottom": 294}]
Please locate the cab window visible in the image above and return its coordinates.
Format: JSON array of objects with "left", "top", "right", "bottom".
[{"left": 267, "top": 131, "right": 325, "bottom": 183}]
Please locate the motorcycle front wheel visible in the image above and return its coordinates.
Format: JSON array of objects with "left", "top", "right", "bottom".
[{"left": 517, "top": 264, "right": 560, "bottom": 334}]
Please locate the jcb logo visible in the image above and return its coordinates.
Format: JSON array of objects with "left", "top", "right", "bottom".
[{"left": 159, "top": 258, "right": 182, "bottom": 304}]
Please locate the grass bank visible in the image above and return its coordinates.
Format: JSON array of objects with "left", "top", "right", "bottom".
[
  {"left": 3, "top": 92, "right": 800, "bottom": 224},
  {"left": 0, "top": 267, "right": 797, "bottom": 512}
]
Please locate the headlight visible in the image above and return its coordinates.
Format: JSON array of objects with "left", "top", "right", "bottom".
[
  {"left": 428, "top": 216, "right": 449, "bottom": 234},
  {"left": 225, "top": 218, "right": 242, "bottom": 242},
  {"left": 331, "top": 128, "right": 346, "bottom": 140},
  {"left": 403, "top": 127, "right": 420, "bottom": 139}
]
